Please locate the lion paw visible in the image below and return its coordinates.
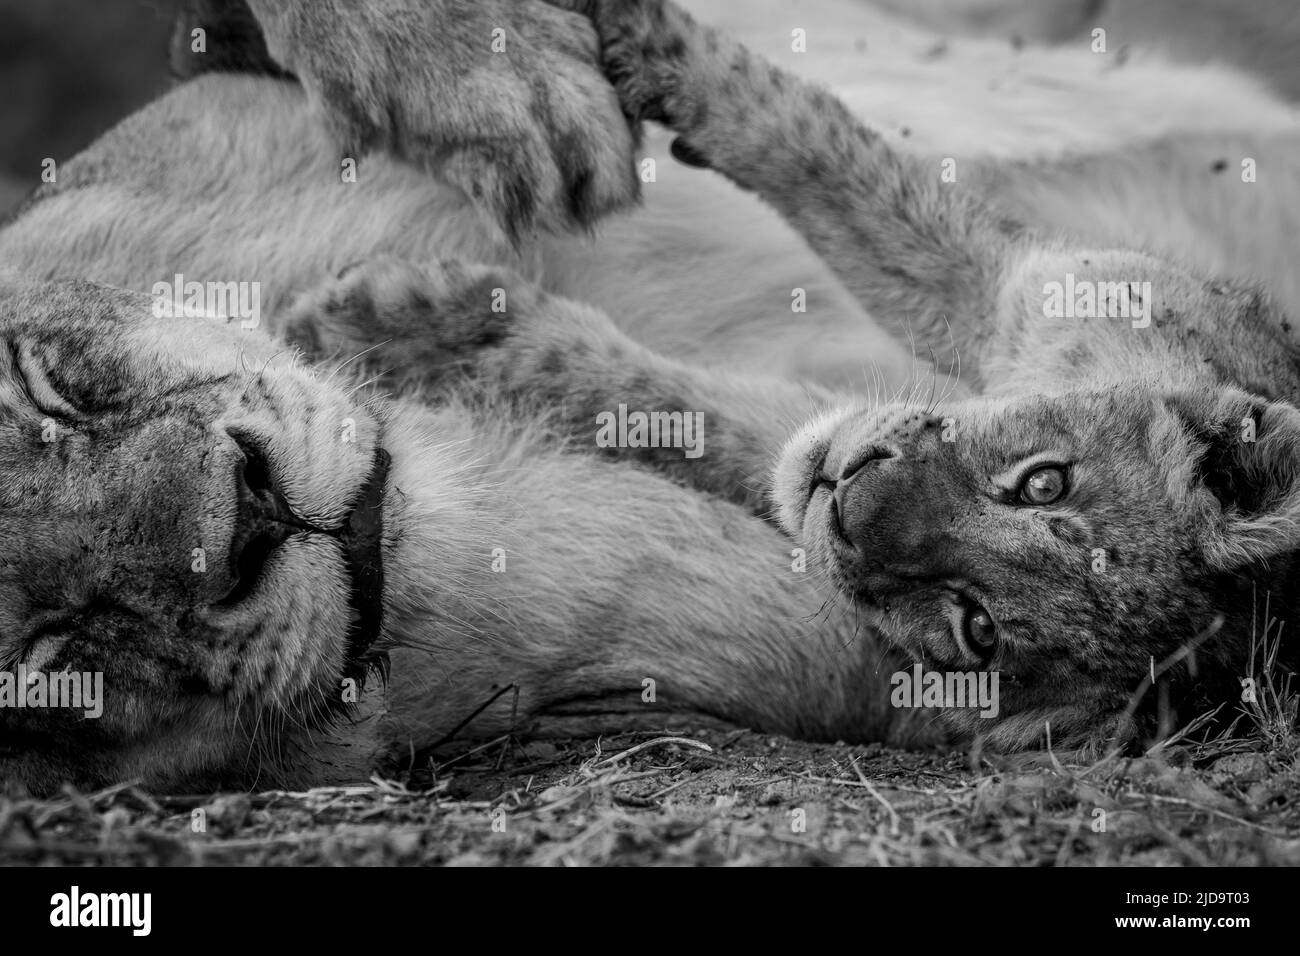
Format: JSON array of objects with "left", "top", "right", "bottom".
[
  {"left": 550, "top": 0, "right": 701, "bottom": 126},
  {"left": 254, "top": 0, "right": 640, "bottom": 242},
  {"left": 283, "top": 257, "right": 542, "bottom": 394}
]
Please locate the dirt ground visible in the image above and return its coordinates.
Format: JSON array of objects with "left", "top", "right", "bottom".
[
  {"left": 3, "top": 721, "right": 1298, "bottom": 866},
  {"left": 0, "top": 0, "right": 1297, "bottom": 871}
]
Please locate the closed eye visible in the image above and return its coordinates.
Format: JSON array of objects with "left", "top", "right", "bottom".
[{"left": 8, "top": 341, "right": 83, "bottom": 420}]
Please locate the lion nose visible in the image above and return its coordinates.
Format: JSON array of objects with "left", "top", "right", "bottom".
[
  {"left": 826, "top": 445, "right": 898, "bottom": 536},
  {"left": 838, "top": 445, "right": 898, "bottom": 482},
  {"left": 218, "top": 436, "right": 317, "bottom": 606}
]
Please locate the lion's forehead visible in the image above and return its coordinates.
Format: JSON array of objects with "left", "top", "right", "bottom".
[
  {"left": 849, "top": 391, "right": 1168, "bottom": 482},
  {"left": 1, "top": 279, "right": 384, "bottom": 517}
]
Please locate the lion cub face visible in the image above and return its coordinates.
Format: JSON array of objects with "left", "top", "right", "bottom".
[
  {"left": 774, "top": 385, "right": 1300, "bottom": 748},
  {"left": 0, "top": 280, "right": 384, "bottom": 793}
]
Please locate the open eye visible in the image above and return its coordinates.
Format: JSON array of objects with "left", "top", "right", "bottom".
[
  {"left": 961, "top": 602, "right": 998, "bottom": 657},
  {"left": 1018, "top": 465, "right": 1068, "bottom": 505}
]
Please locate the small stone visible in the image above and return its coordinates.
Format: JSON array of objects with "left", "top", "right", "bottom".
[
  {"left": 1210, "top": 753, "right": 1269, "bottom": 784},
  {"left": 201, "top": 793, "right": 251, "bottom": 836},
  {"left": 386, "top": 830, "right": 424, "bottom": 860}
]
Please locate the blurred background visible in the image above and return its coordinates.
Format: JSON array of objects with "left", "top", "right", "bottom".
[
  {"left": 877, "top": 0, "right": 1300, "bottom": 101},
  {"left": 0, "top": 0, "right": 175, "bottom": 214},
  {"left": 3, "top": 0, "right": 1299, "bottom": 218}
]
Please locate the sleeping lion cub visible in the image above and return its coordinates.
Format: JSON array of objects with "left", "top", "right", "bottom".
[{"left": 1, "top": 0, "right": 1297, "bottom": 792}]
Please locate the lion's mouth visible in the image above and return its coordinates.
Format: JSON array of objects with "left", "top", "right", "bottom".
[
  {"left": 337, "top": 445, "right": 390, "bottom": 682},
  {"left": 224, "top": 435, "right": 390, "bottom": 682}
]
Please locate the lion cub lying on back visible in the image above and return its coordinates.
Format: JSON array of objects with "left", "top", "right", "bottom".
[{"left": 296, "top": 0, "right": 1300, "bottom": 751}]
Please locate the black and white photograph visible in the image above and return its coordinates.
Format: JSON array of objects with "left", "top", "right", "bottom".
[{"left": 0, "top": 0, "right": 1296, "bottom": 917}]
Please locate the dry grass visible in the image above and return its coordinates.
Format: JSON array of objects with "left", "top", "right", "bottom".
[
  {"left": 3, "top": 719, "right": 1298, "bottom": 866},
  {"left": 4, "top": 619, "right": 1298, "bottom": 867}
]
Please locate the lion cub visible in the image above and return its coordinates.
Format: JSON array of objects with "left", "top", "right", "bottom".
[{"left": 294, "top": 0, "right": 1300, "bottom": 750}]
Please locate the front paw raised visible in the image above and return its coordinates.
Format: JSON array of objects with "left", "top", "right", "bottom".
[
  {"left": 248, "top": 0, "right": 639, "bottom": 242},
  {"left": 548, "top": 0, "right": 702, "bottom": 127}
]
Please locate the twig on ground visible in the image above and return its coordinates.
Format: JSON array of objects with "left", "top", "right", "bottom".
[{"left": 590, "top": 736, "right": 713, "bottom": 768}]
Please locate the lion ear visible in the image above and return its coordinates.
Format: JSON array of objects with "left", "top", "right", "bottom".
[{"left": 1166, "top": 390, "right": 1300, "bottom": 569}]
